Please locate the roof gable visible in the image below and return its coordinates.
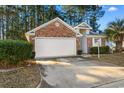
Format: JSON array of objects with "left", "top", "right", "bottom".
[
  {"left": 74, "top": 22, "right": 92, "bottom": 30},
  {"left": 26, "top": 17, "right": 78, "bottom": 35}
]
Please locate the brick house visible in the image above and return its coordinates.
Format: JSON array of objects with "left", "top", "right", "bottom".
[
  {"left": 25, "top": 17, "right": 107, "bottom": 58},
  {"left": 26, "top": 17, "right": 81, "bottom": 49},
  {"left": 25, "top": 17, "right": 81, "bottom": 58}
]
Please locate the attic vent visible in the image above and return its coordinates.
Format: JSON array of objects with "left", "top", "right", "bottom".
[{"left": 55, "top": 22, "right": 60, "bottom": 27}]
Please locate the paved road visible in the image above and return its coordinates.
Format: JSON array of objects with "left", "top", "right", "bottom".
[{"left": 37, "top": 57, "right": 124, "bottom": 88}]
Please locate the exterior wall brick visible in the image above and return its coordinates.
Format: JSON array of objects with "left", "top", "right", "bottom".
[
  {"left": 87, "top": 37, "right": 92, "bottom": 52},
  {"left": 30, "top": 20, "right": 80, "bottom": 50},
  {"left": 87, "top": 38, "right": 92, "bottom": 48},
  {"left": 35, "top": 20, "right": 76, "bottom": 37},
  {"left": 76, "top": 37, "right": 80, "bottom": 50}
]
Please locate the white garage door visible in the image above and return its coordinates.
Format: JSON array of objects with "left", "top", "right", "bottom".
[{"left": 35, "top": 37, "right": 76, "bottom": 58}]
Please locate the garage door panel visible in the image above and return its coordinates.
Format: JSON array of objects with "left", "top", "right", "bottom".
[{"left": 35, "top": 37, "right": 76, "bottom": 58}]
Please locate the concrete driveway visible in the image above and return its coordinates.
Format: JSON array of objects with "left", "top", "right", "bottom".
[{"left": 37, "top": 57, "right": 124, "bottom": 88}]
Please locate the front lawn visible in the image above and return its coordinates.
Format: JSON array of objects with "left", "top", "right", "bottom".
[
  {"left": 0, "top": 64, "right": 41, "bottom": 88},
  {"left": 90, "top": 53, "right": 124, "bottom": 66}
]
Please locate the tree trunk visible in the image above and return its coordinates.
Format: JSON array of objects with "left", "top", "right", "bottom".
[
  {"left": 116, "top": 40, "right": 123, "bottom": 53},
  {"left": 1, "top": 6, "right": 4, "bottom": 40}
]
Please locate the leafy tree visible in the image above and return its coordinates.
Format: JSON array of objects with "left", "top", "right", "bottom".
[
  {"left": 61, "top": 5, "right": 87, "bottom": 26},
  {"left": 85, "top": 5, "right": 105, "bottom": 33},
  {"left": 0, "top": 5, "right": 105, "bottom": 40},
  {"left": 105, "top": 18, "right": 124, "bottom": 52}
]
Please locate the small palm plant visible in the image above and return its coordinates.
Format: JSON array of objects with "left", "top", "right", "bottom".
[{"left": 105, "top": 18, "right": 124, "bottom": 52}]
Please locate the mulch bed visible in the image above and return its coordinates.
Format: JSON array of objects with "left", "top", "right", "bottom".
[
  {"left": 0, "top": 63, "right": 41, "bottom": 88},
  {"left": 0, "top": 60, "right": 30, "bottom": 69}
]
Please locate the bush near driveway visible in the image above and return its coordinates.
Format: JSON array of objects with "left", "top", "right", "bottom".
[
  {"left": 0, "top": 40, "right": 32, "bottom": 65},
  {"left": 90, "top": 46, "right": 110, "bottom": 54}
]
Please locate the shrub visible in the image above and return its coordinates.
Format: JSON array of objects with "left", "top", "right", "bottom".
[
  {"left": 90, "top": 46, "right": 110, "bottom": 54},
  {"left": 0, "top": 40, "right": 33, "bottom": 64}
]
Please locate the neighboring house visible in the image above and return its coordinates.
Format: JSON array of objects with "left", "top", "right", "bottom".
[
  {"left": 25, "top": 17, "right": 107, "bottom": 58},
  {"left": 74, "top": 22, "right": 107, "bottom": 53}
]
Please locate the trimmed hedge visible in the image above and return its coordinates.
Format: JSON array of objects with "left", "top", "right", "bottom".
[
  {"left": 90, "top": 46, "right": 110, "bottom": 54},
  {"left": 0, "top": 40, "right": 33, "bottom": 64}
]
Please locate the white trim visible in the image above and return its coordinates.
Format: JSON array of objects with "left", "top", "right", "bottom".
[
  {"left": 75, "top": 27, "right": 92, "bottom": 30},
  {"left": 26, "top": 17, "right": 80, "bottom": 36},
  {"left": 86, "top": 35, "right": 107, "bottom": 38},
  {"left": 35, "top": 37, "right": 76, "bottom": 39},
  {"left": 74, "top": 22, "right": 92, "bottom": 30},
  {"left": 26, "top": 31, "right": 35, "bottom": 35}
]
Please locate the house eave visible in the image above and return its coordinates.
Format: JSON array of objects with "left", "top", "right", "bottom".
[
  {"left": 74, "top": 27, "right": 92, "bottom": 30},
  {"left": 86, "top": 35, "right": 107, "bottom": 38},
  {"left": 25, "top": 17, "right": 80, "bottom": 36},
  {"left": 74, "top": 22, "right": 92, "bottom": 30}
]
